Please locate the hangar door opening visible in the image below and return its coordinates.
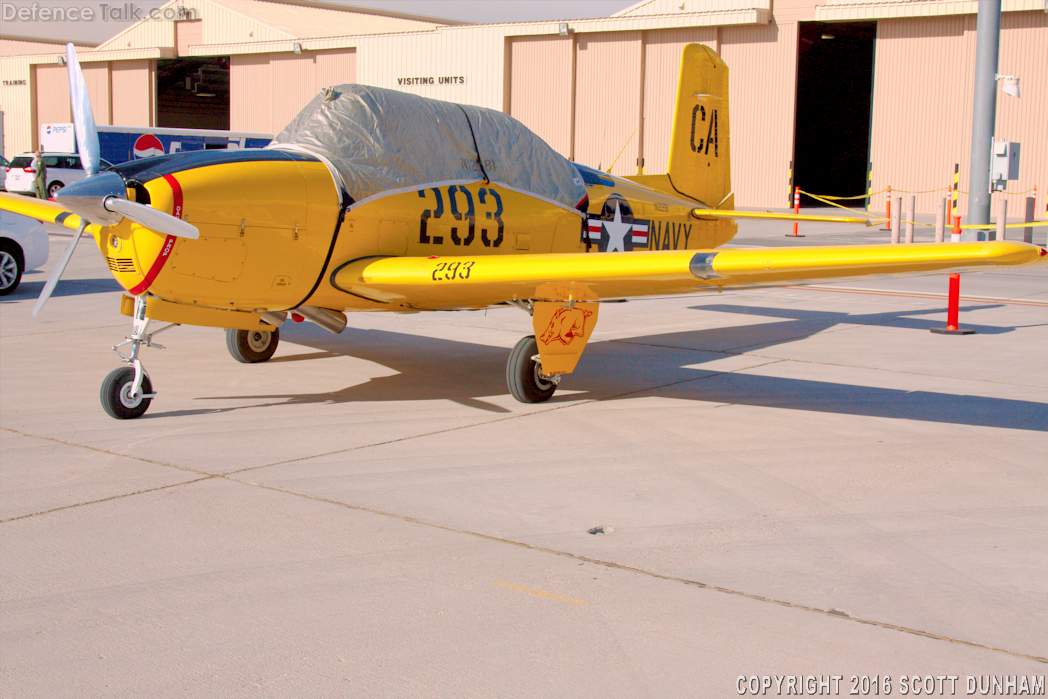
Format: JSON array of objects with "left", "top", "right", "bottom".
[
  {"left": 156, "top": 57, "right": 231, "bottom": 131},
  {"left": 793, "top": 22, "right": 875, "bottom": 207}
]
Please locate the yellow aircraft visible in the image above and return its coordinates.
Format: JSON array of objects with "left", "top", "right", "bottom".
[{"left": 2, "top": 44, "right": 1044, "bottom": 419}]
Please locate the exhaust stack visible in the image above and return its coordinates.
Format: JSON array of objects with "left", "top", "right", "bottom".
[{"left": 294, "top": 306, "right": 347, "bottom": 334}]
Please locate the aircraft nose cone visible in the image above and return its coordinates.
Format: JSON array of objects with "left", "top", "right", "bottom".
[{"left": 54, "top": 170, "right": 126, "bottom": 226}]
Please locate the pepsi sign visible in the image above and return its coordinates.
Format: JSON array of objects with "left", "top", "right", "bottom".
[
  {"left": 133, "top": 134, "right": 166, "bottom": 159},
  {"left": 39, "top": 123, "right": 76, "bottom": 153}
]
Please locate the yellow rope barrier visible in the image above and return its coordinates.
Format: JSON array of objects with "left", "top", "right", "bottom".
[
  {"left": 959, "top": 220, "right": 1048, "bottom": 230},
  {"left": 812, "top": 190, "right": 887, "bottom": 200},
  {"left": 890, "top": 186, "right": 953, "bottom": 195},
  {"left": 804, "top": 185, "right": 1038, "bottom": 203},
  {"left": 799, "top": 190, "right": 882, "bottom": 221},
  {"left": 795, "top": 187, "right": 1044, "bottom": 232}
]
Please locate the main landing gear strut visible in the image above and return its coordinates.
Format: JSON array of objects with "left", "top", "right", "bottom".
[
  {"left": 101, "top": 295, "right": 176, "bottom": 419},
  {"left": 504, "top": 297, "right": 600, "bottom": 404}
]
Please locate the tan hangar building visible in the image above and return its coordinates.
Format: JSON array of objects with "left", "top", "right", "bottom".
[{"left": 2, "top": 0, "right": 1045, "bottom": 213}]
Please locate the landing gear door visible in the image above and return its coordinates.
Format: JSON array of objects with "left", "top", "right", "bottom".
[{"left": 531, "top": 301, "right": 599, "bottom": 375}]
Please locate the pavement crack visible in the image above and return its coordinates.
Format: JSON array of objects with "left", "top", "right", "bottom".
[
  {"left": 227, "top": 359, "right": 787, "bottom": 475},
  {"left": 1, "top": 427, "right": 210, "bottom": 476},
  {"left": 227, "top": 398, "right": 600, "bottom": 474},
  {"left": 0, "top": 427, "right": 221, "bottom": 522},
  {"left": 219, "top": 472, "right": 1048, "bottom": 666},
  {"left": 1, "top": 477, "right": 216, "bottom": 523}
]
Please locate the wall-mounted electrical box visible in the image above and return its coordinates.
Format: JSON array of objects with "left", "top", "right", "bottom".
[{"left": 990, "top": 141, "right": 1020, "bottom": 191}]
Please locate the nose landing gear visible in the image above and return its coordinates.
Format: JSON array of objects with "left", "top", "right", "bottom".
[{"left": 101, "top": 295, "right": 176, "bottom": 419}]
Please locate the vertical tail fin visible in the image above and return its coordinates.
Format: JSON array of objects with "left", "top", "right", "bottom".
[{"left": 666, "top": 44, "right": 732, "bottom": 210}]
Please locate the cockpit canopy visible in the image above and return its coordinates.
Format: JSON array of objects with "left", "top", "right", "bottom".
[{"left": 269, "top": 84, "right": 587, "bottom": 213}]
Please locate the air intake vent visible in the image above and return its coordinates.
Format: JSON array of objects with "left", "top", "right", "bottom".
[{"left": 106, "top": 257, "right": 137, "bottom": 273}]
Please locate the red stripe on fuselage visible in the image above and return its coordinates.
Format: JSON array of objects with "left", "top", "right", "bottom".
[{"left": 127, "top": 174, "right": 182, "bottom": 296}]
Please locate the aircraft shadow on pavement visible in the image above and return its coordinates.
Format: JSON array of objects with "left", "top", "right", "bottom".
[
  {"left": 164, "top": 303, "right": 1047, "bottom": 432},
  {"left": 687, "top": 302, "right": 1035, "bottom": 338}
]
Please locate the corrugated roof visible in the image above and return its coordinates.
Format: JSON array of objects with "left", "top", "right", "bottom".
[
  {"left": 208, "top": 0, "right": 453, "bottom": 38},
  {"left": 92, "top": 0, "right": 462, "bottom": 52},
  {"left": 613, "top": 0, "right": 767, "bottom": 16},
  {"left": 0, "top": 38, "right": 95, "bottom": 56},
  {"left": 815, "top": 0, "right": 1043, "bottom": 20}
]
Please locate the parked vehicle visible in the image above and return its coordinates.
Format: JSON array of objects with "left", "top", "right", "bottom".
[
  {"left": 0, "top": 210, "right": 50, "bottom": 295},
  {"left": 4, "top": 152, "right": 114, "bottom": 198},
  {"left": 96, "top": 126, "right": 271, "bottom": 165},
  {"left": 0, "top": 156, "right": 8, "bottom": 191}
]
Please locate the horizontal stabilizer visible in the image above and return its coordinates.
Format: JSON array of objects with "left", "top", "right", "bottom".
[{"left": 692, "top": 208, "right": 873, "bottom": 225}]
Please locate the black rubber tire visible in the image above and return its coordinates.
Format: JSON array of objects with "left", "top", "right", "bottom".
[
  {"left": 226, "top": 327, "right": 279, "bottom": 363},
  {"left": 506, "top": 335, "right": 557, "bottom": 404},
  {"left": 47, "top": 181, "right": 64, "bottom": 198},
  {"left": 100, "top": 366, "right": 153, "bottom": 420},
  {"left": 0, "top": 242, "right": 23, "bottom": 296}
]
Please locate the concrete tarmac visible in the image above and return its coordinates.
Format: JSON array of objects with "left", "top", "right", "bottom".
[{"left": 2, "top": 216, "right": 1046, "bottom": 697}]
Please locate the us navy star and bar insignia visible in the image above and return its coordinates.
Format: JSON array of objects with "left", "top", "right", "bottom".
[{"left": 586, "top": 195, "right": 648, "bottom": 252}]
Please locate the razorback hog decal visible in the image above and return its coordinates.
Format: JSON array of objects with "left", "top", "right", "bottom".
[{"left": 540, "top": 307, "right": 594, "bottom": 345}]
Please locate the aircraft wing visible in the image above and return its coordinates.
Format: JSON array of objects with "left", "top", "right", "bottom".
[
  {"left": 332, "top": 241, "right": 1047, "bottom": 309},
  {"left": 0, "top": 192, "right": 104, "bottom": 237}
]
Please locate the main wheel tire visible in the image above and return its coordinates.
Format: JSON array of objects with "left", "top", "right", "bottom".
[
  {"left": 47, "top": 181, "right": 64, "bottom": 198},
  {"left": 226, "top": 327, "right": 279, "bottom": 363},
  {"left": 506, "top": 335, "right": 557, "bottom": 404},
  {"left": 100, "top": 367, "right": 153, "bottom": 420},
  {"left": 0, "top": 244, "right": 23, "bottom": 296}
]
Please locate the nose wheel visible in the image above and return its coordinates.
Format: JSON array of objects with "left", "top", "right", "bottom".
[
  {"left": 101, "top": 367, "right": 153, "bottom": 419},
  {"left": 100, "top": 295, "right": 174, "bottom": 420}
]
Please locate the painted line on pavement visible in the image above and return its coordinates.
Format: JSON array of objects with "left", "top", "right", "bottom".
[{"left": 493, "top": 580, "right": 589, "bottom": 607}]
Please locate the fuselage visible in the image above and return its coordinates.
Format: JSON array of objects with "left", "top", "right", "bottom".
[{"left": 91, "top": 149, "right": 736, "bottom": 313}]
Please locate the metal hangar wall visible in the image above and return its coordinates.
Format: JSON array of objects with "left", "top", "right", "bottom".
[{"left": 1, "top": 0, "right": 1045, "bottom": 213}]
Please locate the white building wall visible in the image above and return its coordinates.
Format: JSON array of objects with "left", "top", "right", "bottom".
[
  {"left": 230, "top": 54, "right": 272, "bottom": 134},
  {"left": 869, "top": 11, "right": 1047, "bottom": 215},
  {"left": 199, "top": 0, "right": 290, "bottom": 45},
  {"left": 315, "top": 49, "right": 357, "bottom": 91},
  {"left": 642, "top": 26, "right": 719, "bottom": 174},
  {"left": 508, "top": 35, "right": 575, "bottom": 159},
  {"left": 719, "top": 22, "right": 800, "bottom": 208},
  {"left": 0, "top": 57, "right": 34, "bottom": 156},
  {"left": 355, "top": 26, "right": 508, "bottom": 110},
  {"left": 3, "top": 1, "right": 1045, "bottom": 214},
  {"left": 572, "top": 31, "right": 644, "bottom": 176},
  {"left": 230, "top": 48, "right": 356, "bottom": 135},
  {"left": 34, "top": 64, "right": 72, "bottom": 126},
  {"left": 110, "top": 60, "right": 155, "bottom": 127}
]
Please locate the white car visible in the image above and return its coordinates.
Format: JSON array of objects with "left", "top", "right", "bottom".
[
  {"left": 4, "top": 152, "right": 113, "bottom": 199},
  {"left": 0, "top": 210, "right": 50, "bottom": 295}
]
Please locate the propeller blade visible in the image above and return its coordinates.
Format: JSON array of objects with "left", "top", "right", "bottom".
[
  {"left": 66, "top": 43, "right": 100, "bottom": 176},
  {"left": 33, "top": 219, "right": 87, "bottom": 318},
  {"left": 104, "top": 197, "right": 200, "bottom": 239}
]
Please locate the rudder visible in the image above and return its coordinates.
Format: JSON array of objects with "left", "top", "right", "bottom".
[{"left": 666, "top": 44, "right": 731, "bottom": 210}]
